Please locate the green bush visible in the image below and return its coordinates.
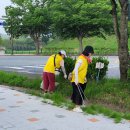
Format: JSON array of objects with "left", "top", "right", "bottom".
[
  {"left": 42, "top": 48, "right": 78, "bottom": 56},
  {"left": 63, "top": 56, "right": 109, "bottom": 80},
  {"left": 64, "top": 57, "right": 76, "bottom": 76},
  {"left": 88, "top": 57, "right": 109, "bottom": 80}
]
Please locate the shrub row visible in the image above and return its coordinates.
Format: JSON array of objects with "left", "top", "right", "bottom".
[{"left": 64, "top": 56, "right": 109, "bottom": 80}]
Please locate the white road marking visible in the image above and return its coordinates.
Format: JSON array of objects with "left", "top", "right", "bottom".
[
  {"left": 23, "top": 65, "right": 44, "bottom": 68},
  {"left": 18, "top": 71, "right": 42, "bottom": 74},
  {"left": 2, "top": 65, "right": 45, "bottom": 70},
  {"left": 39, "top": 65, "right": 45, "bottom": 67},
  {"left": 8, "top": 67, "right": 24, "bottom": 70},
  {"left": 18, "top": 70, "right": 30, "bottom": 73}
]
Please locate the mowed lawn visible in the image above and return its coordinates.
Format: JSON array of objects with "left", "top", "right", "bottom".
[
  {"left": 5, "top": 35, "right": 130, "bottom": 55},
  {"left": 43, "top": 35, "right": 130, "bottom": 55}
]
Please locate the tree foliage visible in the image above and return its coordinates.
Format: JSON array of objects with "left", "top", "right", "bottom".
[
  {"left": 4, "top": 6, "right": 23, "bottom": 38},
  {"left": 4, "top": 0, "right": 52, "bottom": 54},
  {"left": 49, "top": 0, "right": 113, "bottom": 52},
  {"left": 3, "top": 0, "right": 117, "bottom": 55}
]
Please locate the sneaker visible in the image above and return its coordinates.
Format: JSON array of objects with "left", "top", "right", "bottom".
[
  {"left": 41, "top": 90, "right": 47, "bottom": 94},
  {"left": 81, "top": 104, "right": 86, "bottom": 108},
  {"left": 72, "top": 107, "right": 83, "bottom": 113}
]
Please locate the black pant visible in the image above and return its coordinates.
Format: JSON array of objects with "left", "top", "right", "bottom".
[{"left": 71, "top": 82, "right": 86, "bottom": 105}]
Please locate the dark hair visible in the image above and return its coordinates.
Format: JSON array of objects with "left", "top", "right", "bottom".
[
  {"left": 82, "top": 46, "right": 94, "bottom": 56},
  {"left": 58, "top": 52, "right": 62, "bottom": 55}
]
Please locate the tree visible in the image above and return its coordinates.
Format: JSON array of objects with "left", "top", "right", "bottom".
[
  {"left": 4, "top": 0, "right": 52, "bottom": 54},
  {"left": 50, "top": 0, "right": 113, "bottom": 53},
  {"left": 110, "top": 0, "right": 129, "bottom": 81},
  {"left": 4, "top": 6, "right": 22, "bottom": 54},
  {"left": 21, "top": 0, "right": 52, "bottom": 54}
]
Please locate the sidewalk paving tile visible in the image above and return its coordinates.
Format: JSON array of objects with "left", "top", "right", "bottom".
[
  {"left": 0, "top": 108, "right": 6, "bottom": 112},
  {"left": 88, "top": 118, "right": 99, "bottom": 122},
  {"left": 27, "top": 117, "right": 40, "bottom": 122},
  {"left": 0, "top": 85, "right": 130, "bottom": 130}
]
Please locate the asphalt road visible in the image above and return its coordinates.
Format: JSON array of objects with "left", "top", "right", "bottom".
[{"left": 0, "top": 56, "right": 120, "bottom": 78}]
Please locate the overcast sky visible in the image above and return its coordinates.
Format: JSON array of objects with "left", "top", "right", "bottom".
[{"left": 0, "top": 0, "right": 12, "bottom": 34}]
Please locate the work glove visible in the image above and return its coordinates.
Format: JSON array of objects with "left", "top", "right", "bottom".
[
  {"left": 84, "top": 78, "right": 87, "bottom": 83},
  {"left": 64, "top": 74, "right": 67, "bottom": 79}
]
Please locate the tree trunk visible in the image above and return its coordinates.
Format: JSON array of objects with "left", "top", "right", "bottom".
[
  {"left": 10, "top": 36, "right": 14, "bottom": 55},
  {"left": 111, "top": 0, "right": 129, "bottom": 81},
  {"left": 78, "top": 36, "right": 83, "bottom": 53},
  {"left": 30, "top": 34, "right": 40, "bottom": 55},
  {"left": 34, "top": 38, "right": 40, "bottom": 55},
  {"left": 118, "top": 1, "right": 129, "bottom": 80}
]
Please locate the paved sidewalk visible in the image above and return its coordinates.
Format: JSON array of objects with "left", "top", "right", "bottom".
[{"left": 0, "top": 85, "right": 130, "bottom": 130}]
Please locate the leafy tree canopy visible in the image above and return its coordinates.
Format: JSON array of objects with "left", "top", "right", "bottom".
[{"left": 50, "top": 0, "right": 113, "bottom": 39}]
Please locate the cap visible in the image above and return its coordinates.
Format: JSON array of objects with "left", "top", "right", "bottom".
[{"left": 60, "top": 50, "right": 67, "bottom": 57}]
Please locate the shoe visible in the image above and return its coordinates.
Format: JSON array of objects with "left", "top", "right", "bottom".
[
  {"left": 81, "top": 104, "right": 86, "bottom": 108},
  {"left": 72, "top": 107, "right": 83, "bottom": 113},
  {"left": 41, "top": 90, "right": 47, "bottom": 94},
  {"left": 48, "top": 91, "right": 53, "bottom": 94}
]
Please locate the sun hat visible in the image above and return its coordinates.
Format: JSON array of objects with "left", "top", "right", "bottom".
[{"left": 60, "top": 50, "right": 67, "bottom": 57}]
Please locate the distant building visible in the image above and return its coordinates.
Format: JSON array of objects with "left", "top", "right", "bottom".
[{"left": 0, "top": 47, "right": 5, "bottom": 55}]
